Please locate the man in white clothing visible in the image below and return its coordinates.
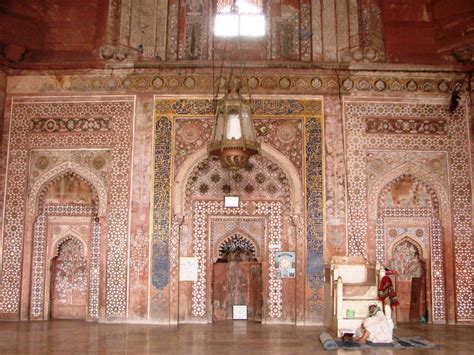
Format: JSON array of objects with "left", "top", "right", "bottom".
[{"left": 354, "top": 304, "right": 394, "bottom": 344}]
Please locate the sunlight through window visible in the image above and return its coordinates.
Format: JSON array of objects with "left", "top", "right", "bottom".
[{"left": 214, "top": 0, "right": 265, "bottom": 37}]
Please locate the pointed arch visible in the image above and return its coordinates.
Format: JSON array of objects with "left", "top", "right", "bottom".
[
  {"left": 173, "top": 142, "right": 303, "bottom": 215},
  {"left": 368, "top": 162, "right": 449, "bottom": 221},
  {"left": 387, "top": 235, "right": 425, "bottom": 261},
  {"left": 51, "top": 232, "right": 88, "bottom": 259},
  {"left": 28, "top": 161, "right": 107, "bottom": 217},
  {"left": 214, "top": 231, "right": 261, "bottom": 263}
]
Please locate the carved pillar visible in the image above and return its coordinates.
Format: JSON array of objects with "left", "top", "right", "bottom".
[
  {"left": 291, "top": 214, "right": 306, "bottom": 324},
  {"left": 169, "top": 215, "right": 183, "bottom": 324}
]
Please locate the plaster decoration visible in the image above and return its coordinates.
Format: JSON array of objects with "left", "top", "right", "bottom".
[
  {"left": 365, "top": 117, "right": 448, "bottom": 135},
  {"left": 0, "top": 96, "right": 133, "bottom": 318},
  {"left": 255, "top": 119, "right": 303, "bottom": 173},
  {"left": 379, "top": 175, "right": 439, "bottom": 211},
  {"left": 27, "top": 151, "right": 110, "bottom": 217},
  {"left": 182, "top": 20, "right": 202, "bottom": 60},
  {"left": 305, "top": 116, "right": 324, "bottom": 323},
  {"left": 375, "top": 208, "right": 445, "bottom": 321},
  {"left": 366, "top": 151, "right": 449, "bottom": 222},
  {"left": 324, "top": 96, "right": 347, "bottom": 251},
  {"left": 166, "top": 97, "right": 320, "bottom": 217},
  {"left": 174, "top": 119, "right": 212, "bottom": 169},
  {"left": 150, "top": 116, "right": 172, "bottom": 319},
  {"left": 9, "top": 72, "right": 466, "bottom": 96},
  {"left": 166, "top": 2, "right": 179, "bottom": 60},
  {"left": 218, "top": 234, "right": 257, "bottom": 259},
  {"left": 31, "top": 117, "right": 111, "bottom": 133},
  {"left": 53, "top": 237, "right": 88, "bottom": 306},
  {"left": 210, "top": 217, "right": 265, "bottom": 262},
  {"left": 345, "top": 98, "right": 472, "bottom": 320},
  {"left": 191, "top": 200, "right": 283, "bottom": 319},
  {"left": 52, "top": 223, "right": 90, "bottom": 258},
  {"left": 359, "top": 0, "right": 385, "bottom": 62},
  {"left": 130, "top": 227, "right": 148, "bottom": 291},
  {"left": 300, "top": 0, "right": 312, "bottom": 61},
  {"left": 169, "top": 215, "right": 183, "bottom": 322},
  {"left": 311, "top": 0, "right": 323, "bottom": 61},
  {"left": 154, "top": 96, "right": 323, "bottom": 322},
  {"left": 385, "top": 223, "right": 429, "bottom": 253},
  {"left": 390, "top": 239, "right": 423, "bottom": 281},
  {"left": 322, "top": 0, "right": 337, "bottom": 61},
  {"left": 181, "top": 0, "right": 210, "bottom": 60},
  {"left": 185, "top": 155, "right": 291, "bottom": 210}
]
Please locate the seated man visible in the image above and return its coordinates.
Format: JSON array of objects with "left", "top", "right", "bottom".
[{"left": 354, "top": 304, "right": 393, "bottom": 344}]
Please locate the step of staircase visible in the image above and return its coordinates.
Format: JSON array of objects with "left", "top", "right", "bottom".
[{"left": 343, "top": 284, "right": 378, "bottom": 299}]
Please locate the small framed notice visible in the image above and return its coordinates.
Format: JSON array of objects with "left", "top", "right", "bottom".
[
  {"left": 179, "top": 257, "right": 198, "bottom": 281},
  {"left": 233, "top": 305, "right": 247, "bottom": 320},
  {"left": 224, "top": 196, "right": 240, "bottom": 208},
  {"left": 275, "top": 251, "right": 296, "bottom": 278}
]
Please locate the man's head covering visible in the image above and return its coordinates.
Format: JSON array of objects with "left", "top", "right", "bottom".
[{"left": 368, "top": 303, "right": 381, "bottom": 317}]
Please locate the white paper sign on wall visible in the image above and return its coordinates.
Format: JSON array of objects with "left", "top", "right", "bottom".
[
  {"left": 233, "top": 305, "right": 248, "bottom": 320},
  {"left": 179, "top": 257, "right": 199, "bottom": 281}
]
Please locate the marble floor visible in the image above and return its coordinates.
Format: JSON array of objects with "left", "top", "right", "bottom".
[{"left": 0, "top": 320, "right": 472, "bottom": 354}]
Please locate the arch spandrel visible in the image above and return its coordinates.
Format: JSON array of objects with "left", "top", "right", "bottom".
[
  {"left": 28, "top": 161, "right": 107, "bottom": 217},
  {"left": 369, "top": 163, "right": 449, "bottom": 222},
  {"left": 173, "top": 142, "right": 302, "bottom": 215}
]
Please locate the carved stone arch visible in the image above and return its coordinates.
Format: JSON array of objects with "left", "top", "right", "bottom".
[
  {"left": 214, "top": 231, "right": 261, "bottom": 263},
  {"left": 387, "top": 235, "right": 425, "bottom": 261},
  {"left": 51, "top": 232, "right": 88, "bottom": 259},
  {"left": 378, "top": 173, "right": 440, "bottom": 211},
  {"left": 28, "top": 161, "right": 107, "bottom": 217},
  {"left": 173, "top": 142, "right": 303, "bottom": 215},
  {"left": 368, "top": 162, "right": 449, "bottom": 221}
]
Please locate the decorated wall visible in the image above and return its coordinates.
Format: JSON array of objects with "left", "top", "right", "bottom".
[
  {"left": 0, "top": 68, "right": 471, "bottom": 325},
  {"left": 0, "top": 0, "right": 473, "bottom": 327}
]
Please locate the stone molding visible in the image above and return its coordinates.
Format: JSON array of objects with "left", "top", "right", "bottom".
[{"left": 6, "top": 71, "right": 468, "bottom": 96}]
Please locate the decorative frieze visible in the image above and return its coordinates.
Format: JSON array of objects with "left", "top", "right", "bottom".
[
  {"left": 365, "top": 117, "right": 448, "bottom": 135},
  {"left": 7, "top": 73, "right": 467, "bottom": 97},
  {"left": 31, "top": 117, "right": 111, "bottom": 133}
]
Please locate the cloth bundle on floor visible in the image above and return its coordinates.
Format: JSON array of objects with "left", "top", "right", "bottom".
[{"left": 319, "top": 332, "right": 337, "bottom": 350}]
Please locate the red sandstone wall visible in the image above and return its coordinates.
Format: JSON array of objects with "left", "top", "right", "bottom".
[
  {"left": 382, "top": 0, "right": 439, "bottom": 64},
  {"left": 0, "top": 72, "right": 6, "bottom": 257},
  {"left": 2, "top": 0, "right": 474, "bottom": 65},
  {"left": 0, "top": 0, "right": 108, "bottom": 63}
]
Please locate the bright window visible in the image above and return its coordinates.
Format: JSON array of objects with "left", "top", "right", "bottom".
[{"left": 214, "top": 0, "right": 265, "bottom": 37}]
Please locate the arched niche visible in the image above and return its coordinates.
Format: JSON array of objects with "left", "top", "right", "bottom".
[
  {"left": 51, "top": 231, "right": 89, "bottom": 259},
  {"left": 369, "top": 163, "right": 449, "bottom": 222},
  {"left": 214, "top": 232, "right": 261, "bottom": 263},
  {"left": 173, "top": 142, "right": 303, "bottom": 215},
  {"left": 375, "top": 172, "right": 447, "bottom": 322},
  {"left": 28, "top": 161, "right": 107, "bottom": 217},
  {"left": 28, "top": 163, "right": 103, "bottom": 321}
]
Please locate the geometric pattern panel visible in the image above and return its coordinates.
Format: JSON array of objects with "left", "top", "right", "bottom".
[
  {"left": 0, "top": 96, "right": 134, "bottom": 318},
  {"left": 192, "top": 200, "right": 283, "bottom": 320},
  {"left": 344, "top": 98, "right": 473, "bottom": 320},
  {"left": 376, "top": 208, "right": 445, "bottom": 321},
  {"left": 30, "top": 205, "right": 100, "bottom": 320}
]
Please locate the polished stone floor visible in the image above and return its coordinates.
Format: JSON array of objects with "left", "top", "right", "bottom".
[{"left": 0, "top": 320, "right": 472, "bottom": 354}]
